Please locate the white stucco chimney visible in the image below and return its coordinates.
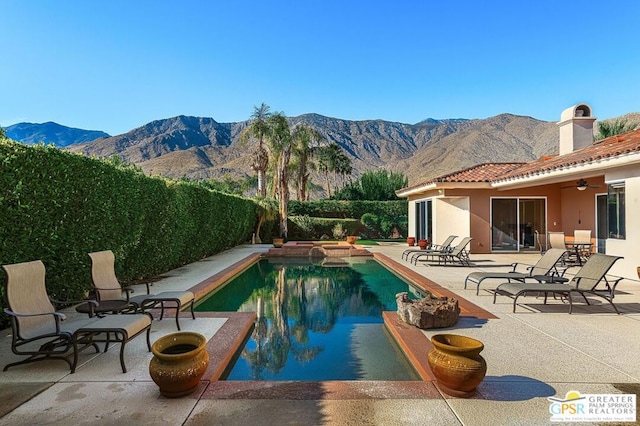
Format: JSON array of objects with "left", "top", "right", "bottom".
[{"left": 557, "top": 103, "right": 596, "bottom": 155}]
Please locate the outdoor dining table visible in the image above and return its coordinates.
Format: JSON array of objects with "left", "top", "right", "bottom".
[{"left": 564, "top": 241, "right": 592, "bottom": 266}]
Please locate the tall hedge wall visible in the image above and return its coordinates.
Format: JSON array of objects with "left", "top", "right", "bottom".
[
  {"left": 289, "top": 200, "right": 407, "bottom": 219},
  {"left": 0, "top": 140, "right": 255, "bottom": 326}
]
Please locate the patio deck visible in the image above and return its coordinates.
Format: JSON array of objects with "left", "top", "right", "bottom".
[{"left": 1, "top": 243, "right": 639, "bottom": 425}]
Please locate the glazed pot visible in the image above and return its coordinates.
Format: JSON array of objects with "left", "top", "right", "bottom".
[
  {"left": 407, "top": 237, "right": 416, "bottom": 246},
  {"left": 273, "top": 237, "right": 284, "bottom": 248},
  {"left": 346, "top": 235, "right": 357, "bottom": 244},
  {"left": 427, "top": 334, "right": 487, "bottom": 398},
  {"left": 418, "top": 239, "right": 429, "bottom": 249},
  {"left": 149, "top": 332, "right": 209, "bottom": 398}
]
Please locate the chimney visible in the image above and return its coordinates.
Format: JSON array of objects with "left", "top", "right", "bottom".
[{"left": 557, "top": 103, "right": 596, "bottom": 155}]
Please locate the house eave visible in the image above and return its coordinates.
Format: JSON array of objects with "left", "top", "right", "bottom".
[
  {"left": 396, "top": 181, "right": 493, "bottom": 197},
  {"left": 491, "top": 152, "right": 640, "bottom": 189}
]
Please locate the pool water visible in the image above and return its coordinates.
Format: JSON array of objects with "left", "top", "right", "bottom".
[{"left": 195, "top": 258, "right": 424, "bottom": 381}]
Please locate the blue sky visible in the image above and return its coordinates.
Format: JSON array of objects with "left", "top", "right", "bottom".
[{"left": 1, "top": 1, "right": 639, "bottom": 136}]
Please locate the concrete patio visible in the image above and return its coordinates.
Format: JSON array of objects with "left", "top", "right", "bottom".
[{"left": 1, "top": 243, "right": 639, "bottom": 425}]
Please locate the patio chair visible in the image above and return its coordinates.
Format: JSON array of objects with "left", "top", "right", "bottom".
[
  {"left": 547, "top": 232, "right": 566, "bottom": 249},
  {"left": 2, "top": 260, "right": 152, "bottom": 373},
  {"left": 565, "top": 230, "right": 593, "bottom": 266},
  {"left": 463, "top": 248, "right": 568, "bottom": 295},
  {"left": 79, "top": 250, "right": 195, "bottom": 330},
  {"left": 534, "top": 230, "right": 546, "bottom": 254},
  {"left": 401, "top": 235, "right": 457, "bottom": 262},
  {"left": 2, "top": 260, "right": 100, "bottom": 372},
  {"left": 547, "top": 231, "right": 571, "bottom": 265},
  {"left": 412, "top": 237, "right": 474, "bottom": 266},
  {"left": 75, "top": 250, "right": 139, "bottom": 317},
  {"left": 493, "top": 253, "right": 624, "bottom": 314}
]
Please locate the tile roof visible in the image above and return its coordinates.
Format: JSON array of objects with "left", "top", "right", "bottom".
[
  {"left": 432, "top": 162, "right": 526, "bottom": 183},
  {"left": 499, "top": 128, "right": 640, "bottom": 180},
  {"left": 402, "top": 128, "right": 640, "bottom": 193}
]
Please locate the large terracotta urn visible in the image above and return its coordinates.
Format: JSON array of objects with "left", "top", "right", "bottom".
[
  {"left": 272, "top": 237, "right": 284, "bottom": 248},
  {"left": 418, "top": 239, "right": 429, "bottom": 249},
  {"left": 149, "top": 331, "right": 209, "bottom": 398},
  {"left": 427, "top": 334, "right": 487, "bottom": 398},
  {"left": 346, "top": 235, "right": 357, "bottom": 244},
  {"left": 407, "top": 237, "right": 416, "bottom": 246}
]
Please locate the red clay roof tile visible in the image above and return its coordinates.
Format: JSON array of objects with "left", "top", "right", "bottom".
[{"left": 403, "top": 128, "right": 640, "bottom": 191}]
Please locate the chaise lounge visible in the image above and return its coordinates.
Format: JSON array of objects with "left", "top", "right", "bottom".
[
  {"left": 492, "top": 253, "right": 624, "bottom": 313},
  {"left": 401, "top": 235, "right": 457, "bottom": 262},
  {"left": 464, "top": 248, "right": 568, "bottom": 295},
  {"left": 412, "top": 237, "right": 473, "bottom": 266}
]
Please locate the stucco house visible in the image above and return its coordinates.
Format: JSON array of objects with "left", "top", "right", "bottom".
[{"left": 396, "top": 104, "right": 640, "bottom": 278}]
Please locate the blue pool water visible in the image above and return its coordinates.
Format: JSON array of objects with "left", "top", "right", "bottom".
[{"left": 195, "top": 258, "right": 424, "bottom": 381}]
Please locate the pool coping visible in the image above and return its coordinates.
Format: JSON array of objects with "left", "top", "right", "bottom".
[{"left": 185, "top": 251, "right": 496, "bottom": 388}]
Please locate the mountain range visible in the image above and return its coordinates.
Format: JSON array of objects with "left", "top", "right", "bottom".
[
  {"left": 4, "top": 122, "right": 110, "bottom": 147},
  {"left": 5, "top": 112, "right": 639, "bottom": 190}
]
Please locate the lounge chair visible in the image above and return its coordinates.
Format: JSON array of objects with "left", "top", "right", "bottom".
[
  {"left": 413, "top": 237, "right": 473, "bottom": 266},
  {"left": 401, "top": 235, "right": 457, "bottom": 262},
  {"left": 78, "top": 250, "right": 195, "bottom": 330},
  {"left": 493, "top": 253, "right": 624, "bottom": 313},
  {"left": 464, "top": 248, "right": 568, "bottom": 295},
  {"left": 2, "top": 260, "right": 152, "bottom": 373}
]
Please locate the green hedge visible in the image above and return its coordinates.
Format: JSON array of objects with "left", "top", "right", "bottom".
[
  {"left": 0, "top": 140, "right": 255, "bottom": 327},
  {"left": 288, "top": 216, "right": 359, "bottom": 240},
  {"left": 289, "top": 200, "right": 407, "bottom": 219}
]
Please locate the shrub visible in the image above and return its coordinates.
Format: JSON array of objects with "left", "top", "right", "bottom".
[
  {"left": 288, "top": 216, "right": 358, "bottom": 240},
  {"left": 332, "top": 223, "right": 345, "bottom": 239},
  {"left": 361, "top": 213, "right": 380, "bottom": 237}
]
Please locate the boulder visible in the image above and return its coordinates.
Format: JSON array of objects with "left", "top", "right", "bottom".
[{"left": 396, "top": 292, "right": 460, "bottom": 329}]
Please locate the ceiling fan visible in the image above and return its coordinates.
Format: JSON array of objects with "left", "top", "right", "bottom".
[{"left": 561, "top": 179, "right": 601, "bottom": 191}]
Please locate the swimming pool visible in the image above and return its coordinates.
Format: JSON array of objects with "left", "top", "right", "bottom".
[{"left": 195, "top": 257, "right": 424, "bottom": 381}]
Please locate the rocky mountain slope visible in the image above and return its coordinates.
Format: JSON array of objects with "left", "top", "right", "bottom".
[{"left": 66, "top": 113, "right": 560, "bottom": 186}]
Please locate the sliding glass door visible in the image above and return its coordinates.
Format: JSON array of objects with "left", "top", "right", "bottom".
[
  {"left": 415, "top": 200, "right": 432, "bottom": 242},
  {"left": 491, "top": 198, "right": 546, "bottom": 252}
]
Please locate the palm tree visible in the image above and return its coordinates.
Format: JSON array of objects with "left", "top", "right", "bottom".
[
  {"left": 241, "top": 103, "right": 272, "bottom": 197},
  {"left": 253, "top": 196, "right": 278, "bottom": 244},
  {"left": 334, "top": 149, "right": 352, "bottom": 191},
  {"left": 595, "top": 119, "right": 639, "bottom": 140},
  {"left": 317, "top": 143, "right": 352, "bottom": 198},
  {"left": 291, "top": 125, "right": 323, "bottom": 201},
  {"left": 265, "top": 113, "right": 293, "bottom": 239}
]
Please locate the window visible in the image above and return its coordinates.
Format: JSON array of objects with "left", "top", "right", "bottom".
[{"left": 607, "top": 182, "right": 625, "bottom": 239}]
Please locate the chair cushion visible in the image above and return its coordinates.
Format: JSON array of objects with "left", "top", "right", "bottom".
[
  {"left": 142, "top": 291, "right": 195, "bottom": 305},
  {"left": 77, "top": 314, "right": 151, "bottom": 337}
]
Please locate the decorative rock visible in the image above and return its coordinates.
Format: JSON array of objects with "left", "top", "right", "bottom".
[{"left": 396, "top": 292, "right": 460, "bottom": 329}]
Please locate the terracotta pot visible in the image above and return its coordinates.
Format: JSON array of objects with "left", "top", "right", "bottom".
[
  {"left": 149, "top": 332, "right": 209, "bottom": 398},
  {"left": 637, "top": 266, "right": 640, "bottom": 280},
  {"left": 427, "top": 334, "right": 487, "bottom": 398},
  {"left": 273, "top": 238, "right": 284, "bottom": 248},
  {"left": 407, "top": 237, "right": 416, "bottom": 246},
  {"left": 418, "top": 239, "right": 429, "bottom": 249},
  {"left": 346, "top": 235, "right": 357, "bottom": 244}
]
